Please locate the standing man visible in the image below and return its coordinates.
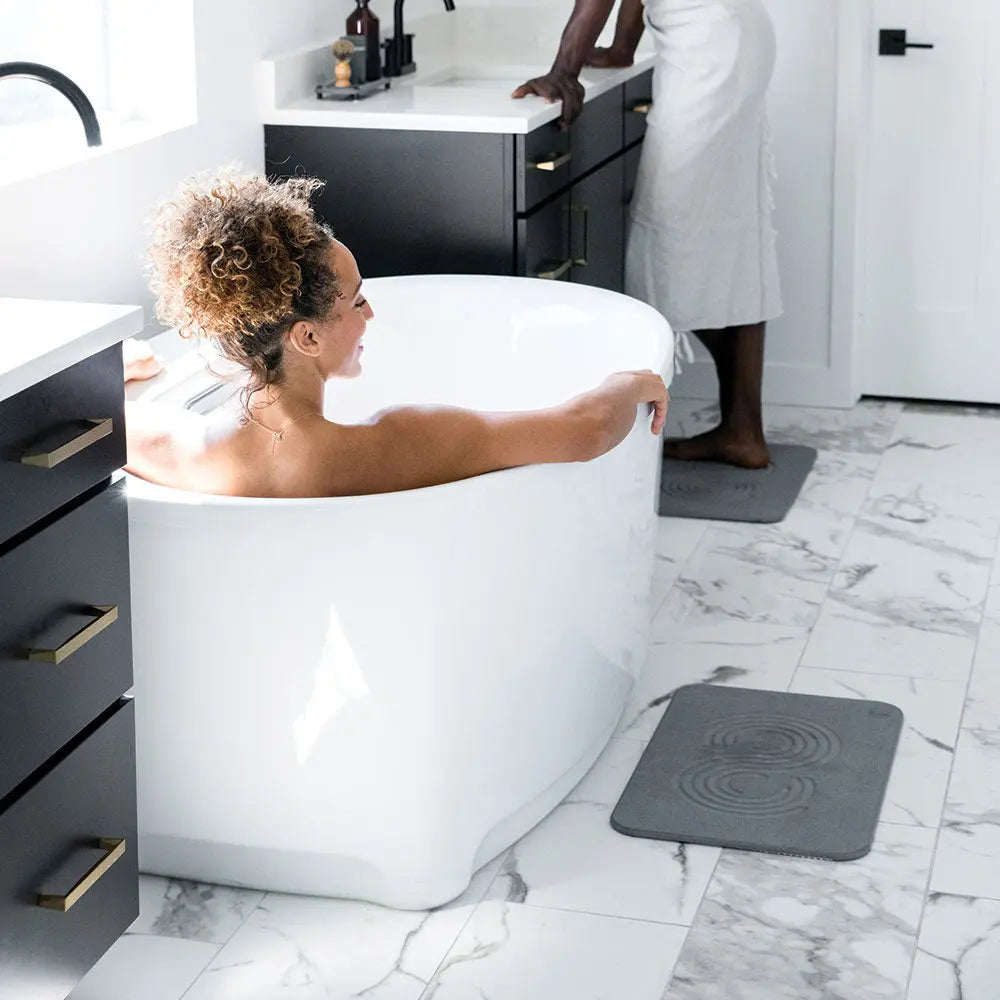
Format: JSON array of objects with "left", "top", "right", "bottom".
[{"left": 514, "top": 0, "right": 782, "bottom": 469}]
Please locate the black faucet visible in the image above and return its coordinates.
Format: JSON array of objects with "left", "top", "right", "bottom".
[
  {"left": 384, "top": 0, "right": 456, "bottom": 78},
  {"left": 0, "top": 61, "right": 102, "bottom": 147}
]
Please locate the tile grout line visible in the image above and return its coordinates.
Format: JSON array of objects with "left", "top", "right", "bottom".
[
  {"left": 175, "top": 887, "right": 269, "bottom": 1000},
  {"left": 898, "top": 503, "right": 1000, "bottom": 1000}
]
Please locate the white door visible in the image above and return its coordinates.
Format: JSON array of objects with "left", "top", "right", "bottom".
[{"left": 862, "top": 0, "right": 1000, "bottom": 403}]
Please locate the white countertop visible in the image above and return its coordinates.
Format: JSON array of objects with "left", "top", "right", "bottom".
[
  {"left": 0, "top": 298, "right": 144, "bottom": 403},
  {"left": 259, "top": 8, "right": 655, "bottom": 134},
  {"left": 261, "top": 57, "right": 655, "bottom": 134}
]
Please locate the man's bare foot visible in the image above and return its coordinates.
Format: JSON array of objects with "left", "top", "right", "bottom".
[
  {"left": 663, "top": 426, "right": 771, "bottom": 469},
  {"left": 123, "top": 338, "right": 165, "bottom": 383}
]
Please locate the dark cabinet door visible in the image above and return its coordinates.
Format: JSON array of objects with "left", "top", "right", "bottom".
[
  {"left": 517, "top": 190, "right": 572, "bottom": 282},
  {"left": 0, "top": 700, "right": 138, "bottom": 1000},
  {"left": 0, "top": 481, "right": 132, "bottom": 800},
  {"left": 570, "top": 155, "right": 626, "bottom": 293},
  {"left": 0, "top": 345, "right": 126, "bottom": 549}
]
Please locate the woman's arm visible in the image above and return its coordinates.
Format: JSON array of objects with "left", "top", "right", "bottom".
[
  {"left": 325, "top": 370, "right": 668, "bottom": 495},
  {"left": 511, "top": 0, "right": 618, "bottom": 125},
  {"left": 586, "top": 0, "right": 645, "bottom": 68}
]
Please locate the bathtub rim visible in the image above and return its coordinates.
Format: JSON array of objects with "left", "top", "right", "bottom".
[{"left": 126, "top": 274, "right": 674, "bottom": 511}]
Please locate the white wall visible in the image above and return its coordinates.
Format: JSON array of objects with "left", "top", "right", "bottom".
[
  {"left": 0, "top": 0, "right": 451, "bottom": 325},
  {"left": 1, "top": 0, "right": 852, "bottom": 407}
]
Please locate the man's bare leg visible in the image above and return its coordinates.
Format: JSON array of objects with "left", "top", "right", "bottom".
[{"left": 663, "top": 322, "right": 770, "bottom": 469}]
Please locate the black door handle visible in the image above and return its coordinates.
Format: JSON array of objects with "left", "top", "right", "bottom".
[{"left": 879, "top": 29, "right": 935, "bottom": 56}]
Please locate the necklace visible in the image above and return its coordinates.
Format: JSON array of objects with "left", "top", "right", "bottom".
[{"left": 243, "top": 409, "right": 321, "bottom": 452}]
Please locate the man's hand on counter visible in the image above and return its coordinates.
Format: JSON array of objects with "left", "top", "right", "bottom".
[{"left": 511, "top": 68, "right": 585, "bottom": 128}]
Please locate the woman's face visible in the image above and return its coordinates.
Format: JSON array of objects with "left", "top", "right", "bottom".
[{"left": 291, "top": 241, "right": 374, "bottom": 380}]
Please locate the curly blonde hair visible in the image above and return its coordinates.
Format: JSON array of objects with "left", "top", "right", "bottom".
[{"left": 146, "top": 168, "right": 340, "bottom": 404}]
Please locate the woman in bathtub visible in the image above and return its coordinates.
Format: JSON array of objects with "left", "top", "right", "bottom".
[{"left": 124, "top": 170, "right": 668, "bottom": 498}]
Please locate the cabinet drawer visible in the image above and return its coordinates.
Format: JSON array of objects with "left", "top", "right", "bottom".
[
  {"left": 515, "top": 119, "right": 572, "bottom": 214},
  {"left": 623, "top": 69, "right": 654, "bottom": 146},
  {"left": 0, "top": 481, "right": 132, "bottom": 799},
  {"left": 0, "top": 700, "right": 138, "bottom": 1000},
  {"left": 517, "top": 190, "right": 572, "bottom": 281},
  {"left": 570, "top": 85, "right": 625, "bottom": 181},
  {"left": 570, "top": 155, "right": 625, "bottom": 293},
  {"left": 0, "top": 345, "right": 126, "bottom": 548}
]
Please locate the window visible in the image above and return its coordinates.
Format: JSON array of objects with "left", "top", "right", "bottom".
[{"left": 0, "top": 0, "right": 196, "bottom": 183}]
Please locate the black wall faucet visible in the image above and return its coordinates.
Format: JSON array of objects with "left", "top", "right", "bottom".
[
  {"left": 0, "top": 62, "right": 102, "bottom": 147},
  {"left": 384, "top": 0, "right": 456, "bottom": 78}
]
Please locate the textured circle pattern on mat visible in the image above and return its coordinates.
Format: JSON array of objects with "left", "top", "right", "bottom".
[
  {"left": 661, "top": 474, "right": 763, "bottom": 504},
  {"left": 678, "top": 759, "right": 817, "bottom": 816},
  {"left": 703, "top": 714, "right": 842, "bottom": 767}
]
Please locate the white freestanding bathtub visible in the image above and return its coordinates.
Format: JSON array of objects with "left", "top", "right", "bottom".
[{"left": 126, "top": 275, "right": 673, "bottom": 910}]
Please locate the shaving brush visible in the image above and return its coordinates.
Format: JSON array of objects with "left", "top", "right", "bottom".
[{"left": 332, "top": 39, "right": 355, "bottom": 88}]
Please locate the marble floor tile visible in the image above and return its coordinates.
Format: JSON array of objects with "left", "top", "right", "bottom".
[
  {"left": 790, "top": 669, "right": 966, "bottom": 829},
  {"left": 930, "top": 729, "right": 1000, "bottom": 901},
  {"left": 823, "top": 526, "right": 990, "bottom": 640},
  {"left": 130, "top": 875, "right": 265, "bottom": 943},
  {"left": 857, "top": 478, "right": 1000, "bottom": 566},
  {"left": 802, "top": 603, "right": 978, "bottom": 682},
  {"left": 182, "top": 860, "right": 502, "bottom": 1000},
  {"left": 764, "top": 399, "right": 904, "bottom": 455},
  {"left": 420, "top": 902, "right": 687, "bottom": 1000},
  {"left": 485, "top": 738, "right": 720, "bottom": 925},
  {"left": 663, "top": 823, "right": 936, "bottom": 1000},
  {"left": 907, "top": 892, "right": 1000, "bottom": 1000},
  {"left": 876, "top": 411, "right": 1000, "bottom": 494},
  {"left": 794, "top": 449, "right": 882, "bottom": 521},
  {"left": 618, "top": 622, "right": 807, "bottom": 742},
  {"left": 650, "top": 516, "right": 711, "bottom": 616},
  {"left": 661, "top": 510, "right": 851, "bottom": 628},
  {"left": 963, "top": 582, "right": 1000, "bottom": 733},
  {"left": 68, "top": 933, "right": 219, "bottom": 1000}
]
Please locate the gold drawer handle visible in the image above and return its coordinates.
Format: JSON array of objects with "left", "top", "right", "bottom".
[
  {"left": 629, "top": 102, "right": 652, "bottom": 114},
  {"left": 37, "top": 838, "right": 126, "bottom": 912},
  {"left": 28, "top": 605, "right": 119, "bottom": 665},
  {"left": 21, "top": 418, "right": 113, "bottom": 469},
  {"left": 537, "top": 259, "right": 573, "bottom": 280},
  {"left": 530, "top": 151, "right": 572, "bottom": 172}
]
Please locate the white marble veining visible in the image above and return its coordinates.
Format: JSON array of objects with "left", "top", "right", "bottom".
[
  {"left": 908, "top": 893, "right": 1000, "bottom": 1000},
  {"left": 485, "top": 738, "right": 720, "bottom": 925},
  {"left": 663, "top": 824, "right": 937, "bottom": 1000},
  {"left": 649, "top": 516, "right": 710, "bottom": 616},
  {"left": 931, "top": 729, "right": 1000, "bottom": 900},
  {"left": 421, "top": 902, "right": 686, "bottom": 1000},
  {"left": 0, "top": 297, "right": 142, "bottom": 402},
  {"left": 877, "top": 411, "right": 1000, "bottom": 493},
  {"left": 76, "top": 398, "right": 1000, "bottom": 1000},
  {"left": 964, "top": 582, "right": 1000, "bottom": 733},
  {"left": 183, "top": 859, "right": 503, "bottom": 1000},
  {"left": 130, "top": 876, "right": 265, "bottom": 943},
  {"left": 661, "top": 508, "right": 851, "bottom": 628}
]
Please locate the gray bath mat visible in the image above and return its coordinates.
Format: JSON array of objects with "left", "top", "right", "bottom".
[
  {"left": 611, "top": 685, "right": 903, "bottom": 861},
  {"left": 658, "top": 444, "right": 818, "bottom": 523}
]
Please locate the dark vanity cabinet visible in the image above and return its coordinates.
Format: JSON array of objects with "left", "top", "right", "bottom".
[
  {"left": 0, "top": 342, "right": 139, "bottom": 999},
  {"left": 265, "top": 69, "right": 654, "bottom": 292}
]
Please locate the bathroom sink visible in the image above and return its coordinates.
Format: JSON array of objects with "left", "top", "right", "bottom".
[{"left": 412, "top": 64, "right": 541, "bottom": 91}]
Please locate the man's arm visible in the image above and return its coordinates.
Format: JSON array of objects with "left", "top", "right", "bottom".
[
  {"left": 586, "top": 0, "right": 645, "bottom": 68},
  {"left": 511, "top": 0, "right": 617, "bottom": 125}
]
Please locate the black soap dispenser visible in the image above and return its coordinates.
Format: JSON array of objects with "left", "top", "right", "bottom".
[{"left": 346, "top": 0, "right": 382, "bottom": 82}]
